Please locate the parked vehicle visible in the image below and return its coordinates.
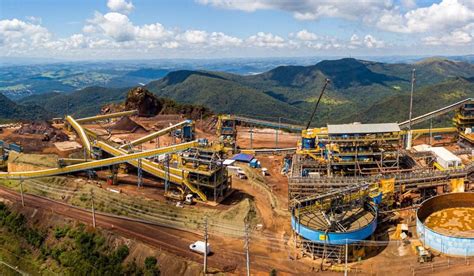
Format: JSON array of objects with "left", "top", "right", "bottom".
[{"left": 189, "top": 241, "right": 211, "bottom": 255}]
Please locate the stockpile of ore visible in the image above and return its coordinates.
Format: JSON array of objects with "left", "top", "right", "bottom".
[{"left": 109, "top": 116, "right": 146, "bottom": 133}]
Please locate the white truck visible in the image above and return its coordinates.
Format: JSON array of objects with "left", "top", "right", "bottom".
[{"left": 189, "top": 241, "right": 211, "bottom": 255}]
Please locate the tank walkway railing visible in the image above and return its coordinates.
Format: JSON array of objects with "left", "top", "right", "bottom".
[{"left": 398, "top": 98, "right": 473, "bottom": 129}]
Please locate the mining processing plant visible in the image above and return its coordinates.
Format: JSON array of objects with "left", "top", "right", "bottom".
[{"left": 0, "top": 84, "right": 473, "bottom": 273}]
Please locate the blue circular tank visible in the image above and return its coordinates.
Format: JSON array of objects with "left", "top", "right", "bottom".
[
  {"left": 292, "top": 204, "right": 378, "bottom": 245},
  {"left": 302, "top": 138, "right": 316, "bottom": 149},
  {"left": 417, "top": 193, "right": 474, "bottom": 256}
]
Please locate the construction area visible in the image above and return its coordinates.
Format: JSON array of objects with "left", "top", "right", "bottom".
[{"left": 0, "top": 84, "right": 474, "bottom": 275}]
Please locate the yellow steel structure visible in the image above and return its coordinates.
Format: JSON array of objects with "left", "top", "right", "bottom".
[
  {"left": 96, "top": 141, "right": 208, "bottom": 201},
  {"left": 66, "top": 115, "right": 92, "bottom": 156},
  {"left": 401, "top": 127, "right": 457, "bottom": 140},
  {"left": 120, "top": 120, "right": 193, "bottom": 149},
  {"left": 76, "top": 110, "right": 138, "bottom": 124},
  {"left": 0, "top": 141, "right": 198, "bottom": 180}
]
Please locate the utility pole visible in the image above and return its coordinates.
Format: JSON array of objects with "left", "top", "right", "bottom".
[
  {"left": 276, "top": 117, "right": 281, "bottom": 148},
  {"left": 407, "top": 68, "right": 416, "bottom": 149},
  {"left": 245, "top": 223, "right": 250, "bottom": 276},
  {"left": 19, "top": 178, "right": 25, "bottom": 207},
  {"left": 90, "top": 189, "right": 96, "bottom": 228},
  {"left": 429, "top": 118, "right": 433, "bottom": 145},
  {"left": 204, "top": 216, "right": 208, "bottom": 275},
  {"left": 250, "top": 126, "right": 253, "bottom": 149}
]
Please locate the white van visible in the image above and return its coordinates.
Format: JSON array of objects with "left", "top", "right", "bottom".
[{"left": 189, "top": 241, "right": 211, "bottom": 255}]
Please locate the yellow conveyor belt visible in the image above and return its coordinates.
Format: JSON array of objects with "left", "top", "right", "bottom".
[
  {"left": 120, "top": 120, "right": 193, "bottom": 149},
  {"left": 0, "top": 141, "right": 197, "bottom": 180},
  {"left": 96, "top": 141, "right": 208, "bottom": 201},
  {"left": 76, "top": 110, "right": 138, "bottom": 124}
]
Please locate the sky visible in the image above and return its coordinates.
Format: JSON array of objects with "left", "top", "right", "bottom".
[{"left": 0, "top": 0, "right": 473, "bottom": 60}]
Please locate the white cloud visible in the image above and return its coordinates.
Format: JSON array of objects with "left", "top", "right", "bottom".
[
  {"left": 196, "top": 0, "right": 270, "bottom": 12},
  {"left": 84, "top": 12, "right": 173, "bottom": 43},
  {"left": 350, "top": 34, "right": 362, "bottom": 46},
  {"left": 363, "top": 35, "right": 385, "bottom": 48},
  {"left": 198, "top": 0, "right": 474, "bottom": 41},
  {"left": 84, "top": 12, "right": 135, "bottom": 42},
  {"left": 246, "top": 32, "right": 285, "bottom": 48},
  {"left": 162, "top": 41, "right": 180, "bottom": 49},
  {"left": 423, "top": 23, "right": 474, "bottom": 45},
  {"left": 377, "top": 0, "right": 474, "bottom": 33},
  {"left": 136, "top": 23, "right": 172, "bottom": 40},
  {"left": 197, "top": 0, "right": 394, "bottom": 21},
  {"left": 178, "top": 30, "right": 208, "bottom": 44},
  {"left": 209, "top": 32, "right": 242, "bottom": 46},
  {"left": 107, "top": 0, "right": 134, "bottom": 14},
  {"left": 401, "top": 0, "right": 417, "bottom": 9},
  {"left": 0, "top": 18, "right": 51, "bottom": 49},
  {"left": 295, "top": 29, "right": 317, "bottom": 41}
]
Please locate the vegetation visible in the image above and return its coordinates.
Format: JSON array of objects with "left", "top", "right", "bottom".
[
  {"left": 13, "top": 57, "right": 474, "bottom": 126},
  {"left": 0, "top": 93, "right": 52, "bottom": 121},
  {"left": 0, "top": 202, "right": 156, "bottom": 275}
]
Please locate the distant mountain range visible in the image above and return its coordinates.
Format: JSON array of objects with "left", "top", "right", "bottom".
[{"left": 9, "top": 57, "right": 474, "bottom": 126}]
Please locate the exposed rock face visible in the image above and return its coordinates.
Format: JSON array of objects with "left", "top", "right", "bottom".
[{"left": 125, "top": 87, "right": 162, "bottom": 117}]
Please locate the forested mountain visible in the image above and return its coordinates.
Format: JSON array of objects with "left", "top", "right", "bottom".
[{"left": 15, "top": 58, "right": 474, "bottom": 126}]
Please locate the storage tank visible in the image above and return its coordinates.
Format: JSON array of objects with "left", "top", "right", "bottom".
[
  {"left": 417, "top": 193, "right": 474, "bottom": 256},
  {"left": 292, "top": 202, "right": 377, "bottom": 245}
]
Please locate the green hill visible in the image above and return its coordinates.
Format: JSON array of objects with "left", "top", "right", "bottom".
[
  {"left": 15, "top": 57, "right": 474, "bottom": 126},
  {"left": 355, "top": 77, "right": 474, "bottom": 126},
  {"left": 0, "top": 93, "right": 52, "bottom": 122},
  {"left": 19, "top": 86, "right": 129, "bottom": 118}
]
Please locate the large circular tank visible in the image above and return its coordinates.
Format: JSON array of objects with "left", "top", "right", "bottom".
[
  {"left": 417, "top": 192, "right": 474, "bottom": 256},
  {"left": 292, "top": 203, "right": 377, "bottom": 245}
]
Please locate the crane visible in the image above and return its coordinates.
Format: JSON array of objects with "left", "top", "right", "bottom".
[{"left": 305, "top": 78, "right": 330, "bottom": 130}]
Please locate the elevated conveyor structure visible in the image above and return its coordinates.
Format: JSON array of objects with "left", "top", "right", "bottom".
[
  {"left": 398, "top": 98, "right": 473, "bottom": 129},
  {"left": 120, "top": 120, "right": 193, "bottom": 149},
  {"left": 96, "top": 141, "right": 208, "bottom": 201},
  {"left": 66, "top": 115, "right": 92, "bottom": 156},
  {"left": 233, "top": 115, "right": 305, "bottom": 132},
  {"left": 0, "top": 141, "right": 198, "bottom": 180},
  {"left": 76, "top": 110, "right": 138, "bottom": 124}
]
